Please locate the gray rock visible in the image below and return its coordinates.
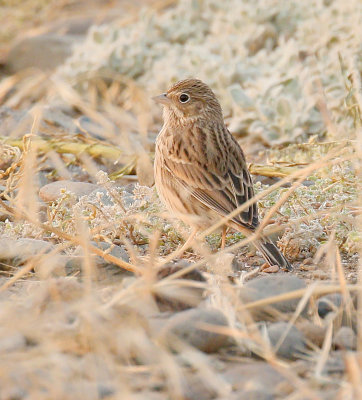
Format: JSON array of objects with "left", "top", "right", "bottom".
[
  {"left": 317, "top": 294, "right": 343, "bottom": 318},
  {"left": 87, "top": 241, "right": 129, "bottom": 266},
  {"left": 165, "top": 308, "right": 231, "bottom": 353},
  {"left": 333, "top": 327, "right": 356, "bottom": 350},
  {"left": 266, "top": 321, "right": 307, "bottom": 360},
  {"left": 66, "top": 241, "right": 131, "bottom": 279},
  {"left": 0, "top": 238, "right": 66, "bottom": 277},
  {"left": 0, "top": 238, "right": 55, "bottom": 263},
  {"left": 39, "top": 180, "right": 100, "bottom": 202},
  {"left": 239, "top": 274, "right": 307, "bottom": 319},
  {"left": 302, "top": 180, "right": 315, "bottom": 187},
  {"left": 155, "top": 260, "right": 206, "bottom": 311},
  {"left": 5, "top": 34, "right": 78, "bottom": 73},
  {"left": 221, "top": 361, "right": 285, "bottom": 395},
  {"left": 317, "top": 293, "right": 357, "bottom": 330}
]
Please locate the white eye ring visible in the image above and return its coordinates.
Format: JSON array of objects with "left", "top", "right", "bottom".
[{"left": 179, "top": 93, "right": 190, "bottom": 103}]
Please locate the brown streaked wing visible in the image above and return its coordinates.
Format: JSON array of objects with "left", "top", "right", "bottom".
[
  {"left": 227, "top": 131, "right": 259, "bottom": 228},
  {"left": 161, "top": 126, "right": 259, "bottom": 230}
]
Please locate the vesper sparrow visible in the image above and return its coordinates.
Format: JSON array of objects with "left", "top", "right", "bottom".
[{"left": 153, "top": 78, "right": 292, "bottom": 271}]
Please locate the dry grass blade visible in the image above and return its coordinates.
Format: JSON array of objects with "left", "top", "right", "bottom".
[
  {"left": 1, "top": 136, "right": 131, "bottom": 163},
  {"left": 0, "top": 198, "right": 139, "bottom": 277},
  {"left": 200, "top": 147, "right": 354, "bottom": 239},
  {"left": 315, "top": 322, "right": 333, "bottom": 378},
  {"left": 240, "top": 284, "right": 361, "bottom": 311},
  {"left": 273, "top": 282, "right": 318, "bottom": 353},
  {"left": 2, "top": 135, "right": 309, "bottom": 180},
  {"left": 249, "top": 163, "right": 301, "bottom": 178}
]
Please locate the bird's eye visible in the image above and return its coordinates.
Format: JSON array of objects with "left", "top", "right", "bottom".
[{"left": 179, "top": 93, "right": 190, "bottom": 103}]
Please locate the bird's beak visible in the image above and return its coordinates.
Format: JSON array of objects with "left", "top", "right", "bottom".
[{"left": 152, "top": 93, "right": 171, "bottom": 105}]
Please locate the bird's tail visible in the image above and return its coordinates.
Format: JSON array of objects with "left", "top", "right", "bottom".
[{"left": 255, "top": 237, "right": 293, "bottom": 271}]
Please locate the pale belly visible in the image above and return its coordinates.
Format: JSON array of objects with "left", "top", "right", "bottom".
[{"left": 154, "top": 151, "right": 217, "bottom": 229}]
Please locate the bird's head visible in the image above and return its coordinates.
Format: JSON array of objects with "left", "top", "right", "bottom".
[{"left": 153, "top": 79, "right": 223, "bottom": 124}]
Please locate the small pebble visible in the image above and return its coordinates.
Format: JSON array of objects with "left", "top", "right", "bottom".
[
  {"left": 333, "top": 326, "right": 356, "bottom": 350},
  {"left": 239, "top": 274, "right": 308, "bottom": 319},
  {"left": 261, "top": 265, "right": 279, "bottom": 273},
  {"left": 164, "top": 308, "right": 231, "bottom": 353},
  {"left": 266, "top": 322, "right": 307, "bottom": 360},
  {"left": 66, "top": 241, "right": 130, "bottom": 280},
  {"left": 39, "top": 180, "right": 100, "bottom": 202},
  {"left": 317, "top": 294, "right": 343, "bottom": 318},
  {"left": 155, "top": 260, "right": 206, "bottom": 311},
  {"left": 310, "top": 269, "right": 329, "bottom": 280}
]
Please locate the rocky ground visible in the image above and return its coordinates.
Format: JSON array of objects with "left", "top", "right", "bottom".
[{"left": 0, "top": 0, "right": 361, "bottom": 399}]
